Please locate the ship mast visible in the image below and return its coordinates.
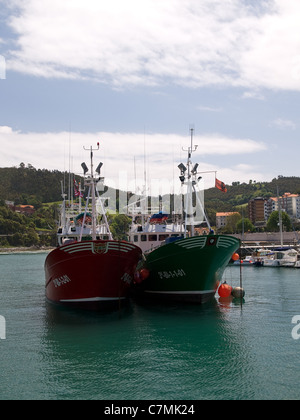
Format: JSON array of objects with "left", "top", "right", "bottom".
[
  {"left": 180, "top": 128, "right": 198, "bottom": 237},
  {"left": 81, "top": 143, "right": 112, "bottom": 241},
  {"left": 178, "top": 128, "right": 211, "bottom": 237},
  {"left": 83, "top": 144, "right": 99, "bottom": 240},
  {"left": 277, "top": 186, "right": 284, "bottom": 247}
]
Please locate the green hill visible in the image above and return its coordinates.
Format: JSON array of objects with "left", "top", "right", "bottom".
[
  {"left": 0, "top": 163, "right": 71, "bottom": 205},
  {"left": 1, "top": 163, "right": 299, "bottom": 209},
  {"left": 205, "top": 176, "right": 300, "bottom": 211},
  {"left": 0, "top": 163, "right": 300, "bottom": 247}
]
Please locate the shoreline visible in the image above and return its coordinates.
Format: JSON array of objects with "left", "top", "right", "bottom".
[{"left": 0, "top": 246, "right": 54, "bottom": 254}]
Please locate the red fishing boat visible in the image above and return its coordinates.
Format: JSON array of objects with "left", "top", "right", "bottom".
[{"left": 45, "top": 144, "right": 143, "bottom": 310}]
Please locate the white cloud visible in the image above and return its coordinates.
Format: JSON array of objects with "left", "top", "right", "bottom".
[
  {"left": 216, "top": 163, "right": 274, "bottom": 188},
  {"left": 195, "top": 134, "right": 267, "bottom": 156},
  {"left": 270, "top": 118, "right": 296, "bottom": 130},
  {"left": 5, "top": 0, "right": 300, "bottom": 91},
  {"left": 0, "top": 126, "right": 13, "bottom": 134},
  {"left": 239, "top": 0, "right": 300, "bottom": 90},
  {"left": 0, "top": 126, "right": 267, "bottom": 192}
]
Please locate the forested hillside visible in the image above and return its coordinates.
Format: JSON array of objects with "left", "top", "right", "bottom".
[
  {"left": 0, "top": 163, "right": 299, "bottom": 247},
  {"left": 204, "top": 176, "right": 300, "bottom": 218},
  {"left": 1, "top": 163, "right": 299, "bottom": 209},
  {"left": 0, "top": 163, "right": 71, "bottom": 205}
]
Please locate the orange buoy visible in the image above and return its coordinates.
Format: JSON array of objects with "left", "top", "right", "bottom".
[
  {"left": 232, "top": 253, "right": 240, "bottom": 261},
  {"left": 139, "top": 268, "right": 150, "bottom": 281},
  {"left": 218, "top": 282, "right": 233, "bottom": 298},
  {"left": 134, "top": 268, "right": 150, "bottom": 284}
]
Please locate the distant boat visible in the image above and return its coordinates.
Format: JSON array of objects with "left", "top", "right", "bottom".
[
  {"left": 45, "top": 144, "right": 143, "bottom": 310},
  {"left": 232, "top": 255, "right": 253, "bottom": 266},
  {"left": 130, "top": 129, "right": 240, "bottom": 303},
  {"left": 263, "top": 247, "right": 299, "bottom": 267},
  {"left": 258, "top": 189, "right": 299, "bottom": 268},
  {"left": 252, "top": 248, "right": 274, "bottom": 266}
]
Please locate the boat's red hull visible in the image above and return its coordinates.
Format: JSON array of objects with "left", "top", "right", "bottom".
[{"left": 45, "top": 240, "right": 143, "bottom": 310}]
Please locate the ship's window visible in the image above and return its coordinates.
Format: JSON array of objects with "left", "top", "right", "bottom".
[
  {"left": 159, "top": 234, "right": 169, "bottom": 241},
  {"left": 134, "top": 235, "right": 139, "bottom": 242},
  {"left": 63, "top": 238, "right": 76, "bottom": 245},
  {"left": 149, "top": 235, "right": 158, "bottom": 241},
  {"left": 141, "top": 235, "right": 147, "bottom": 242}
]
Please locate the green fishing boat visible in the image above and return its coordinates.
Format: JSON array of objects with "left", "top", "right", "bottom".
[
  {"left": 132, "top": 129, "right": 240, "bottom": 303},
  {"left": 143, "top": 234, "right": 240, "bottom": 303}
]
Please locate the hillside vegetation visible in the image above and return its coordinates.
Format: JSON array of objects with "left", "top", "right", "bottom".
[
  {"left": 0, "top": 163, "right": 300, "bottom": 247},
  {"left": 0, "top": 164, "right": 70, "bottom": 205},
  {"left": 1, "top": 164, "right": 300, "bottom": 209}
]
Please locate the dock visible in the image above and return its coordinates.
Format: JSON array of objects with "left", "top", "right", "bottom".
[{"left": 227, "top": 232, "right": 300, "bottom": 254}]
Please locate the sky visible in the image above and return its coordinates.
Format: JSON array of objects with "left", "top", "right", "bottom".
[{"left": 0, "top": 0, "right": 300, "bottom": 195}]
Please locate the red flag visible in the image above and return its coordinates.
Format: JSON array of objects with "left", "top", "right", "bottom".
[
  {"left": 74, "top": 179, "right": 83, "bottom": 198},
  {"left": 215, "top": 178, "right": 227, "bottom": 193}
]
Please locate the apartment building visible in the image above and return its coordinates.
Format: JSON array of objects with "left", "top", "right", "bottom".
[
  {"left": 280, "top": 193, "right": 300, "bottom": 219},
  {"left": 249, "top": 193, "right": 300, "bottom": 224},
  {"left": 248, "top": 197, "right": 267, "bottom": 224}
]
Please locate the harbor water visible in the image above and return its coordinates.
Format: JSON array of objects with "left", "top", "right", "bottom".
[{"left": 0, "top": 252, "right": 299, "bottom": 400}]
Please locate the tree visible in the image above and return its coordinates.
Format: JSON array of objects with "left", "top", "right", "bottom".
[
  {"left": 9, "top": 233, "right": 24, "bottom": 247},
  {"left": 266, "top": 211, "right": 292, "bottom": 232},
  {"left": 220, "top": 213, "right": 241, "bottom": 234},
  {"left": 236, "top": 218, "right": 255, "bottom": 233},
  {"left": 110, "top": 214, "right": 132, "bottom": 241},
  {"left": 23, "top": 230, "right": 40, "bottom": 247}
]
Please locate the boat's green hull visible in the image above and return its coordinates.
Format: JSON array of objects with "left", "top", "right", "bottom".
[{"left": 141, "top": 235, "right": 240, "bottom": 303}]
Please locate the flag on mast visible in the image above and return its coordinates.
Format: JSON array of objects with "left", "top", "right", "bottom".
[
  {"left": 74, "top": 179, "right": 83, "bottom": 197},
  {"left": 215, "top": 178, "right": 227, "bottom": 193}
]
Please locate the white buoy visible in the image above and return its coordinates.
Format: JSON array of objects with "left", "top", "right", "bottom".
[{"left": 231, "top": 287, "right": 245, "bottom": 299}]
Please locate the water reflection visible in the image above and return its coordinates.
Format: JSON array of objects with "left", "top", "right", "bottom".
[
  {"left": 41, "top": 297, "right": 255, "bottom": 400},
  {"left": 45, "top": 300, "right": 134, "bottom": 326}
]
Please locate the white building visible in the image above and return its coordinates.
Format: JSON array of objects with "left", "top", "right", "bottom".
[{"left": 267, "top": 193, "right": 300, "bottom": 220}]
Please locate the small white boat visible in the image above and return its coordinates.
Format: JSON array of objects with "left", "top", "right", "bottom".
[
  {"left": 263, "top": 248, "right": 299, "bottom": 267},
  {"left": 252, "top": 248, "right": 274, "bottom": 267}
]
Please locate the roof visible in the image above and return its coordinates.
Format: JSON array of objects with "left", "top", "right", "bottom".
[
  {"left": 216, "top": 212, "right": 240, "bottom": 217},
  {"left": 17, "top": 205, "right": 35, "bottom": 209}
]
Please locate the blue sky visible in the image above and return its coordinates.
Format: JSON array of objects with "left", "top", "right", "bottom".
[{"left": 0, "top": 0, "right": 300, "bottom": 194}]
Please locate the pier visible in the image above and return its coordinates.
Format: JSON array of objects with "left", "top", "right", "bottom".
[{"left": 228, "top": 232, "right": 300, "bottom": 254}]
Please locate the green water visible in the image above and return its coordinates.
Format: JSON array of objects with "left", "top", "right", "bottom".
[{"left": 0, "top": 252, "right": 299, "bottom": 400}]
